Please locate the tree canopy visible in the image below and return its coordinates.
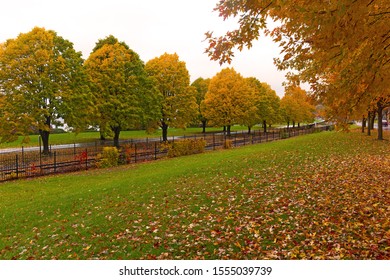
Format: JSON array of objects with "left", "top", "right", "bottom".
[
  {"left": 246, "top": 78, "right": 281, "bottom": 132},
  {"left": 145, "top": 53, "right": 197, "bottom": 141},
  {"left": 191, "top": 77, "right": 211, "bottom": 133},
  {"left": 202, "top": 68, "right": 257, "bottom": 135},
  {"left": 85, "top": 36, "right": 161, "bottom": 147},
  {"left": 205, "top": 0, "right": 389, "bottom": 137},
  {"left": 0, "top": 27, "right": 92, "bottom": 153},
  {"left": 281, "top": 86, "right": 315, "bottom": 128}
]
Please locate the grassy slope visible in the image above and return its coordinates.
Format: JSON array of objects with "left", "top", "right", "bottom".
[{"left": 0, "top": 130, "right": 389, "bottom": 259}]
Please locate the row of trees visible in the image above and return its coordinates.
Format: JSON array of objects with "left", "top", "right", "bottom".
[
  {"left": 205, "top": 0, "right": 389, "bottom": 139},
  {"left": 193, "top": 69, "right": 314, "bottom": 136},
  {"left": 0, "top": 27, "right": 314, "bottom": 154}
]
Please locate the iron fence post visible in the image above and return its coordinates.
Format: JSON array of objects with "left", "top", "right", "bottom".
[
  {"left": 15, "top": 154, "right": 19, "bottom": 178},
  {"left": 135, "top": 143, "right": 137, "bottom": 163},
  {"left": 54, "top": 151, "right": 57, "bottom": 173},
  {"left": 38, "top": 135, "right": 41, "bottom": 154},
  {"left": 21, "top": 146, "right": 24, "bottom": 164}
]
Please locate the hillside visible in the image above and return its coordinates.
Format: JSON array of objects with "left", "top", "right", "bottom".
[{"left": 0, "top": 130, "right": 389, "bottom": 259}]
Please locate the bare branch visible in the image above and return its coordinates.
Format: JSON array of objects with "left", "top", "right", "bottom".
[{"left": 369, "top": 11, "right": 390, "bottom": 16}]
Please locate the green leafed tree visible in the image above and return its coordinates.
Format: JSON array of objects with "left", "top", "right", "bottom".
[
  {"left": 0, "top": 27, "right": 92, "bottom": 154},
  {"left": 246, "top": 78, "right": 281, "bottom": 133},
  {"left": 145, "top": 53, "right": 197, "bottom": 141},
  {"left": 85, "top": 36, "right": 161, "bottom": 147},
  {"left": 191, "top": 77, "right": 210, "bottom": 133}
]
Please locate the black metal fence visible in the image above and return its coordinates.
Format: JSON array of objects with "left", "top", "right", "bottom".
[{"left": 0, "top": 125, "right": 333, "bottom": 182}]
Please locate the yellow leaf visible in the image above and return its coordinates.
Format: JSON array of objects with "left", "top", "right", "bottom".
[{"left": 83, "top": 245, "right": 91, "bottom": 251}]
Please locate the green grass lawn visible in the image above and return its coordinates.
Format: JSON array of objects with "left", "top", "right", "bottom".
[{"left": 0, "top": 129, "right": 389, "bottom": 259}]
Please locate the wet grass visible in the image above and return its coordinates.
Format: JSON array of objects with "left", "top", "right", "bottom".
[{"left": 0, "top": 129, "right": 389, "bottom": 259}]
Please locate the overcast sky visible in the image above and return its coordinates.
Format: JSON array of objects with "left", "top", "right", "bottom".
[{"left": 1, "top": 0, "right": 287, "bottom": 96}]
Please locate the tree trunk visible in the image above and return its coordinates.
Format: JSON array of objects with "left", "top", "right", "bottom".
[
  {"left": 202, "top": 120, "right": 207, "bottom": 133},
  {"left": 370, "top": 111, "right": 376, "bottom": 130},
  {"left": 248, "top": 126, "right": 252, "bottom": 134},
  {"left": 39, "top": 129, "right": 50, "bottom": 155},
  {"left": 263, "top": 120, "right": 267, "bottom": 133},
  {"left": 362, "top": 115, "right": 366, "bottom": 133},
  {"left": 39, "top": 115, "right": 51, "bottom": 155},
  {"left": 100, "top": 130, "right": 106, "bottom": 141},
  {"left": 377, "top": 101, "right": 384, "bottom": 140},
  {"left": 367, "top": 111, "right": 371, "bottom": 136},
  {"left": 112, "top": 126, "right": 121, "bottom": 148},
  {"left": 161, "top": 122, "right": 168, "bottom": 142},
  {"left": 227, "top": 125, "right": 231, "bottom": 136}
]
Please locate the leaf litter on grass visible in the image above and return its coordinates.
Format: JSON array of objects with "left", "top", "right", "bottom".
[
  {"left": 1, "top": 131, "right": 389, "bottom": 259},
  {"left": 128, "top": 131, "right": 390, "bottom": 260}
]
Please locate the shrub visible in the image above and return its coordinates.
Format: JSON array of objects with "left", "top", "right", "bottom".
[
  {"left": 280, "top": 131, "right": 290, "bottom": 139},
  {"left": 223, "top": 139, "right": 233, "bottom": 149},
  {"left": 97, "top": 147, "right": 119, "bottom": 168},
  {"left": 166, "top": 139, "right": 206, "bottom": 158},
  {"left": 122, "top": 144, "right": 135, "bottom": 164}
]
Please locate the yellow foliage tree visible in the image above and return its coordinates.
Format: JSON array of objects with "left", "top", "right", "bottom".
[
  {"left": 85, "top": 36, "right": 161, "bottom": 147},
  {"left": 281, "top": 86, "right": 315, "bottom": 128},
  {"left": 0, "top": 27, "right": 92, "bottom": 154},
  {"left": 202, "top": 68, "right": 257, "bottom": 135},
  {"left": 145, "top": 53, "right": 197, "bottom": 141},
  {"left": 246, "top": 78, "right": 281, "bottom": 133}
]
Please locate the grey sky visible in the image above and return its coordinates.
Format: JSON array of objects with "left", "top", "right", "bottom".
[{"left": 1, "top": 0, "right": 287, "bottom": 96}]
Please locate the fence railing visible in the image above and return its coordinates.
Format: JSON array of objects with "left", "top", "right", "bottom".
[{"left": 0, "top": 125, "right": 333, "bottom": 182}]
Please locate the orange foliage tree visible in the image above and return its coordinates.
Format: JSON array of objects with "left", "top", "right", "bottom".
[
  {"left": 202, "top": 68, "right": 257, "bottom": 135},
  {"left": 205, "top": 0, "right": 389, "bottom": 139}
]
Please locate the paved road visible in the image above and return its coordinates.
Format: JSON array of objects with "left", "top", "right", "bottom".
[
  {"left": 356, "top": 122, "right": 390, "bottom": 130},
  {"left": 0, "top": 143, "right": 89, "bottom": 154},
  {"left": 0, "top": 136, "right": 171, "bottom": 155}
]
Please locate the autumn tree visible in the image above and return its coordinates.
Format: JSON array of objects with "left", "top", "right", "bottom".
[
  {"left": 88, "top": 35, "right": 133, "bottom": 141},
  {"left": 145, "top": 53, "right": 197, "bottom": 141},
  {"left": 280, "top": 96, "right": 300, "bottom": 128},
  {"left": 281, "top": 86, "right": 315, "bottom": 128},
  {"left": 246, "top": 78, "right": 281, "bottom": 133},
  {"left": 191, "top": 77, "right": 210, "bottom": 133},
  {"left": 205, "top": 1, "right": 389, "bottom": 138},
  {"left": 202, "top": 68, "right": 257, "bottom": 135},
  {"left": 0, "top": 27, "right": 92, "bottom": 154},
  {"left": 85, "top": 36, "right": 161, "bottom": 147}
]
